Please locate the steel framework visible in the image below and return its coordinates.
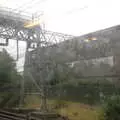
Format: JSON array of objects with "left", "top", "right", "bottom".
[
  {"left": 2, "top": 6, "right": 120, "bottom": 112},
  {"left": 0, "top": 7, "right": 75, "bottom": 111}
]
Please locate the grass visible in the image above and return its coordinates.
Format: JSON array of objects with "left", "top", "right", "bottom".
[
  {"left": 24, "top": 95, "right": 100, "bottom": 120},
  {"left": 57, "top": 102, "right": 99, "bottom": 120}
]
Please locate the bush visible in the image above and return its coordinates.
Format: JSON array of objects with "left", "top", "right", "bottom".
[
  {"left": 99, "top": 95, "right": 120, "bottom": 120},
  {"left": 0, "top": 50, "right": 21, "bottom": 108}
]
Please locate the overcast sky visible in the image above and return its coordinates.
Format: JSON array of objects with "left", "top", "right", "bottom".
[
  {"left": 0, "top": 0, "right": 120, "bottom": 71},
  {"left": 0, "top": 0, "right": 120, "bottom": 35}
]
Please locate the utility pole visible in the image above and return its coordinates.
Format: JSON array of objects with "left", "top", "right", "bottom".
[
  {"left": 19, "top": 76, "right": 24, "bottom": 108},
  {"left": 35, "top": 26, "right": 48, "bottom": 112}
]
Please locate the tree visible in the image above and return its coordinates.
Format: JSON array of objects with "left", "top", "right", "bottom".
[
  {"left": 48, "top": 62, "right": 74, "bottom": 86},
  {"left": 99, "top": 95, "right": 120, "bottom": 120},
  {"left": 0, "top": 49, "right": 21, "bottom": 108}
]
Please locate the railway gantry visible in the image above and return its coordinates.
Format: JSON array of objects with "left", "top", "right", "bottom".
[{"left": 0, "top": 6, "right": 74, "bottom": 112}]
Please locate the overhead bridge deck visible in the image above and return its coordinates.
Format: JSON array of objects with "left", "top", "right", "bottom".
[
  {"left": 0, "top": 7, "right": 32, "bottom": 27},
  {"left": 0, "top": 7, "right": 74, "bottom": 50}
]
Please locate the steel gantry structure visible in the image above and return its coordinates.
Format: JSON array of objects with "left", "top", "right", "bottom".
[
  {"left": 0, "top": 7, "right": 74, "bottom": 57},
  {"left": 0, "top": 7, "right": 75, "bottom": 111}
]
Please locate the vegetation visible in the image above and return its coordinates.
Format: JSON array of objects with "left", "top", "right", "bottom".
[
  {"left": 48, "top": 80, "right": 120, "bottom": 105},
  {"left": 99, "top": 95, "right": 120, "bottom": 120},
  {"left": 48, "top": 63, "right": 74, "bottom": 85},
  {"left": 24, "top": 95, "right": 99, "bottom": 120},
  {"left": 0, "top": 49, "right": 21, "bottom": 108}
]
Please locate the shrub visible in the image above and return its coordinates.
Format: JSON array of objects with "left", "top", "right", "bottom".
[{"left": 99, "top": 95, "right": 120, "bottom": 120}]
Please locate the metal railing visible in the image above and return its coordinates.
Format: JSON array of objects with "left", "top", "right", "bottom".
[
  {"left": 0, "top": 110, "right": 26, "bottom": 120},
  {"left": 0, "top": 109, "right": 42, "bottom": 120}
]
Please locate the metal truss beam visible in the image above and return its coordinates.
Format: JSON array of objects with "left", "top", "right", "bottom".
[{"left": 0, "top": 24, "right": 74, "bottom": 48}]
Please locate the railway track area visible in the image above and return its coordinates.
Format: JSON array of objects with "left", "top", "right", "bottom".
[
  {"left": 0, "top": 110, "right": 39, "bottom": 120},
  {"left": 0, "top": 109, "right": 68, "bottom": 120},
  {"left": 0, "top": 110, "right": 28, "bottom": 120}
]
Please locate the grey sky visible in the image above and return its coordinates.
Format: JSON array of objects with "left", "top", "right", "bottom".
[
  {"left": 0, "top": 0, "right": 120, "bottom": 35},
  {"left": 0, "top": 0, "right": 120, "bottom": 71}
]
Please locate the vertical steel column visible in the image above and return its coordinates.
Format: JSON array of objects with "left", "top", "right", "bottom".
[{"left": 16, "top": 39, "right": 19, "bottom": 60}]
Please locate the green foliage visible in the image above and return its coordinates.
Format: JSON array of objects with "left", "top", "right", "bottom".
[
  {"left": 0, "top": 49, "right": 21, "bottom": 108},
  {"left": 48, "top": 80, "right": 120, "bottom": 105},
  {"left": 49, "top": 63, "right": 74, "bottom": 86},
  {"left": 99, "top": 95, "right": 120, "bottom": 120},
  {"left": 0, "top": 49, "right": 19, "bottom": 84}
]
